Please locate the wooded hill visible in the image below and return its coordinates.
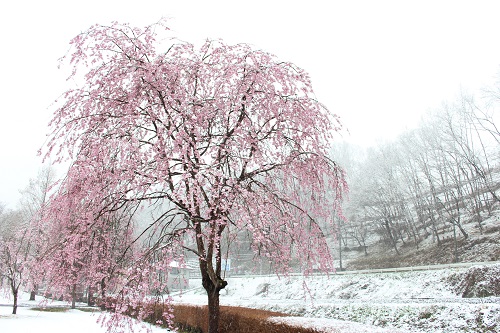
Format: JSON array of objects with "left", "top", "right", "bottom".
[{"left": 334, "top": 93, "right": 500, "bottom": 270}]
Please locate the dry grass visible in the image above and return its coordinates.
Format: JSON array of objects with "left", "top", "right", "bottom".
[
  {"left": 100, "top": 296, "right": 321, "bottom": 332},
  {"left": 30, "top": 307, "right": 69, "bottom": 313},
  {"left": 173, "top": 304, "right": 320, "bottom": 333}
]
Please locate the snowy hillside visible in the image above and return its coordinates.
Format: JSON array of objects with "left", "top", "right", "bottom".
[
  {"left": 175, "top": 263, "right": 500, "bottom": 333},
  {"left": 337, "top": 212, "right": 500, "bottom": 271}
]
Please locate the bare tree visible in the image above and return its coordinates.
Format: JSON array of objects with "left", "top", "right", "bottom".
[
  {"left": 0, "top": 210, "right": 31, "bottom": 314},
  {"left": 18, "top": 166, "right": 56, "bottom": 300}
]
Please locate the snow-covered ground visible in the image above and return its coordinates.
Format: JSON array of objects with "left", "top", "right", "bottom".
[
  {"left": 0, "top": 294, "right": 399, "bottom": 333},
  {"left": 0, "top": 293, "right": 400, "bottom": 333},
  {"left": 0, "top": 295, "right": 167, "bottom": 333},
  {"left": 174, "top": 264, "right": 500, "bottom": 333},
  {"left": 1, "top": 264, "right": 499, "bottom": 332}
]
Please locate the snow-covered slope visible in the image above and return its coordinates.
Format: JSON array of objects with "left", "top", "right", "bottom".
[{"left": 176, "top": 263, "right": 500, "bottom": 333}]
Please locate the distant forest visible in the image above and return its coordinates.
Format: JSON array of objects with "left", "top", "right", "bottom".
[{"left": 335, "top": 87, "right": 500, "bottom": 263}]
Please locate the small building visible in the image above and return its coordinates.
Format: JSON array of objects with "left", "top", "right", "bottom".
[{"left": 165, "top": 261, "right": 190, "bottom": 290}]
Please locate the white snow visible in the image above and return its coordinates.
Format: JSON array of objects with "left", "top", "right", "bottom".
[
  {"left": 1, "top": 265, "right": 499, "bottom": 332},
  {"left": 0, "top": 294, "right": 170, "bottom": 333},
  {"left": 174, "top": 264, "right": 500, "bottom": 333},
  {"left": 268, "top": 316, "right": 403, "bottom": 333}
]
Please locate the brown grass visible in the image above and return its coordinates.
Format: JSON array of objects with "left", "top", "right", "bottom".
[
  {"left": 100, "top": 296, "right": 321, "bottom": 333},
  {"left": 173, "top": 304, "right": 320, "bottom": 333}
]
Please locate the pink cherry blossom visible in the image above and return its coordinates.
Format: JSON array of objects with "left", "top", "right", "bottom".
[{"left": 42, "top": 20, "right": 347, "bottom": 333}]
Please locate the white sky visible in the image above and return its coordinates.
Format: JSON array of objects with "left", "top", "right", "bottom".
[{"left": 1, "top": 0, "right": 500, "bottom": 209}]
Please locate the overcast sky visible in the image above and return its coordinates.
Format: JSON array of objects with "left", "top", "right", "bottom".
[{"left": 1, "top": 0, "right": 500, "bottom": 209}]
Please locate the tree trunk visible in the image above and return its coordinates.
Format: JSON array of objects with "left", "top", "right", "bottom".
[
  {"left": 457, "top": 222, "right": 468, "bottom": 239},
  {"left": 201, "top": 266, "right": 227, "bottom": 333},
  {"left": 454, "top": 203, "right": 468, "bottom": 240},
  {"left": 71, "top": 284, "right": 76, "bottom": 309},
  {"left": 428, "top": 209, "right": 441, "bottom": 246},
  {"left": 29, "top": 284, "right": 38, "bottom": 301},
  {"left": 453, "top": 223, "right": 459, "bottom": 263},
  {"left": 207, "top": 289, "right": 221, "bottom": 333},
  {"left": 12, "top": 287, "right": 18, "bottom": 315},
  {"left": 87, "top": 285, "right": 95, "bottom": 306},
  {"left": 383, "top": 219, "right": 400, "bottom": 255},
  {"left": 100, "top": 278, "right": 106, "bottom": 299},
  {"left": 338, "top": 233, "right": 343, "bottom": 271}
]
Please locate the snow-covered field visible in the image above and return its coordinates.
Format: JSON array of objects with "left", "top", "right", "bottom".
[
  {"left": 0, "top": 294, "right": 400, "bottom": 333},
  {"left": 0, "top": 296, "right": 166, "bottom": 333},
  {"left": 174, "top": 264, "right": 500, "bottom": 333},
  {"left": 1, "top": 264, "right": 499, "bottom": 332}
]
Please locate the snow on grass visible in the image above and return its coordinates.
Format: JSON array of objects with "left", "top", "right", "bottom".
[
  {"left": 261, "top": 300, "right": 500, "bottom": 333},
  {"left": 177, "top": 264, "right": 500, "bottom": 332},
  {"left": 1, "top": 264, "right": 499, "bottom": 333},
  {"left": 0, "top": 293, "right": 170, "bottom": 333},
  {"left": 0, "top": 306, "right": 105, "bottom": 333},
  {"left": 268, "top": 316, "right": 405, "bottom": 333}
]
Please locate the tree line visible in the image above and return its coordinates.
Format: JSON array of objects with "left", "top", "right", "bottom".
[{"left": 336, "top": 89, "right": 500, "bottom": 264}]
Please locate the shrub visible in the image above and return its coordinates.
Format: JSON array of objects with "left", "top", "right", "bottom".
[{"left": 451, "top": 264, "right": 500, "bottom": 298}]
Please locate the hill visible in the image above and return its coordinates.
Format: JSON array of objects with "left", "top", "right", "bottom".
[{"left": 338, "top": 210, "right": 500, "bottom": 270}]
